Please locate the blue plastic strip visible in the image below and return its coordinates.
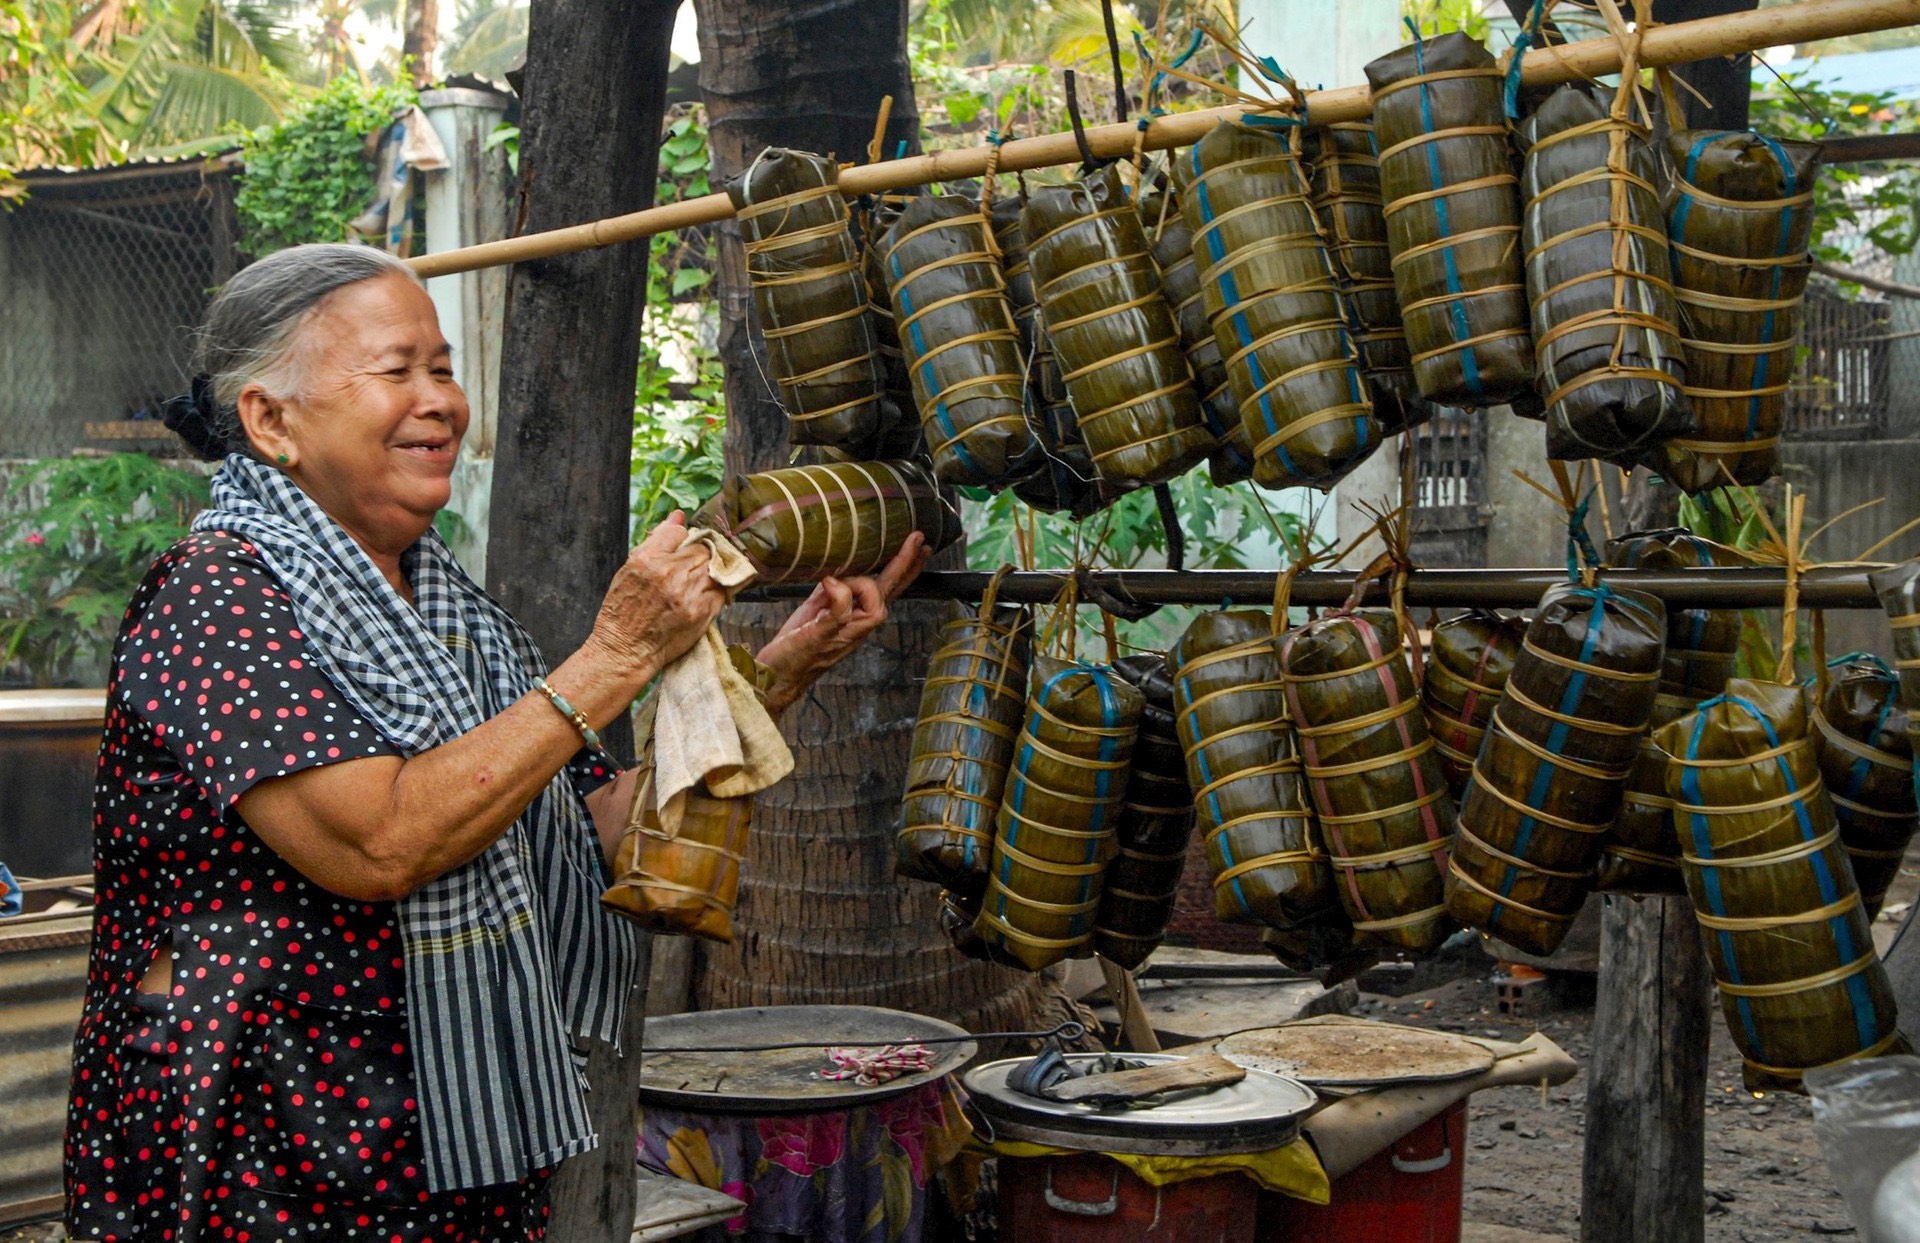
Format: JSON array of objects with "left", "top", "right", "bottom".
[
  {"left": 1179, "top": 657, "right": 1254, "bottom": 916},
  {"left": 1411, "top": 34, "right": 1484, "bottom": 401},
  {"left": 890, "top": 248, "right": 983, "bottom": 480}
]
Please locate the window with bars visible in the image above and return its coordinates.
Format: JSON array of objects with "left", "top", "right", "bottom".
[
  {"left": 1786, "top": 284, "right": 1891, "bottom": 440},
  {"left": 1408, "top": 407, "right": 1491, "bottom": 568}
]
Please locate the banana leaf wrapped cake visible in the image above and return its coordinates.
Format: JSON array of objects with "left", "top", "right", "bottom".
[
  {"left": 1175, "top": 117, "right": 1381, "bottom": 491},
  {"left": 858, "top": 194, "right": 925, "bottom": 458},
  {"left": 697, "top": 459, "right": 961, "bottom": 583},
  {"left": 1172, "top": 611, "right": 1343, "bottom": 937},
  {"left": 1518, "top": 86, "right": 1691, "bottom": 464},
  {"left": 1024, "top": 165, "right": 1215, "bottom": 491},
  {"left": 1278, "top": 610, "right": 1455, "bottom": 954},
  {"left": 728, "top": 148, "right": 885, "bottom": 449},
  {"left": 1093, "top": 654, "right": 1196, "bottom": 969},
  {"left": 883, "top": 194, "right": 1038, "bottom": 485},
  {"left": 1660, "top": 679, "right": 1906, "bottom": 1091},
  {"left": 1303, "top": 121, "right": 1428, "bottom": 435},
  {"left": 1449, "top": 583, "right": 1666, "bottom": 955},
  {"left": 1139, "top": 178, "right": 1255, "bottom": 485},
  {"left": 1813, "top": 654, "right": 1918, "bottom": 919},
  {"left": 1423, "top": 610, "right": 1526, "bottom": 800},
  {"left": 976, "top": 658, "right": 1144, "bottom": 971},
  {"left": 1648, "top": 130, "right": 1821, "bottom": 493},
  {"left": 1366, "top": 32, "right": 1534, "bottom": 409},
  {"left": 896, "top": 601, "right": 1032, "bottom": 895}
]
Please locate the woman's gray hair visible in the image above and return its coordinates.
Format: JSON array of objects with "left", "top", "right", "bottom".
[{"left": 185, "top": 244, "right": 420, "bottom": 459}]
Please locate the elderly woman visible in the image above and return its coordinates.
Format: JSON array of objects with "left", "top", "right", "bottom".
[{"left": 65, "top": 243, "right": 928, "bottom": 1242}]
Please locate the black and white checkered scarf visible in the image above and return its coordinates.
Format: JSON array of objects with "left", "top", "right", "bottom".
[{"left": 195, "top": 454, "right": 638, "bottom": 1192}]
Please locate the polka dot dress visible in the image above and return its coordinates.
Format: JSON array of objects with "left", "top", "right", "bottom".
[{"left": 66, "top": 534, "right": 552, "bottom": 1242}]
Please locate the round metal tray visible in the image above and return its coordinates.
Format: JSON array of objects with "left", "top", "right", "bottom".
[
  {"left": 639, "top": 1004, "right": 976, "bottom": 1113},
  {"left": 963, "top": 1052, "right": 1317, "bottom": 1156},
  {"left": 1216, "top": 1018, "right": 1496, "bottom": 1091}
]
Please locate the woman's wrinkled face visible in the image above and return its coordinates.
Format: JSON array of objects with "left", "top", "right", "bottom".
[{"left": 253, "top": 273, "right": 470, "bottom": 555}]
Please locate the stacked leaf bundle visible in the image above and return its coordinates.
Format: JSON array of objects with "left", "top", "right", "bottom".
[
  {"left": 1093, "top": 655, "right": 1197, "bottom": 968},
  {"left": 1650, "top": 131, "right": 1822, "bottom": 493},
  {"left": 1813, "top": 654, "right": 1919, "bottom": 919},
  {"left": 1175, "top": 117, "right": 1381, "bottom": 491},
  {"left": 857, "top": 194, "right": 926, "bottom": 458},
  {"left": 1303, "top": 121, "right": 1428, "bottom": 434},
  {"left": 896, "top": 601, "right": 1033, "bottom": 896},
  {"left": 1139, "top": 178, "right": 1255, "bottom": 485},
  {"left": 1279, "top": 610, "right": 1455, "bottom": 954},
  {"left": 1597, "top": 530, "right": 1749, "bottom": 894},
  {"left": 1873, "top": 561, "right": 1920, "bottom": 898},
  {"left": 728, "top": 149, "right": 885, "bottom": 449},
  {"left": 1173, "top": 611, "right": 1345, "bottom": 947},
  {"left": 1661, "top": 680, "right": 1906, "bottom": 1091},
  {"left": 882, "top": 195, "right": 1038, "bottom": 485},
  {"left": 1024, "top": 165, "right": 1216, "bottom": 491},
  {"left": 1450, "top": 583, "right": 1666, "bottom": 956},
  {"left": 1422, "top": 611, "right": 1526, "bottom": 800},
  {"left": 696, "top": 459, "right": 961, "bottom": 583},
  {"left": 1518, "top": 86, "right": 1691, "bottom": 464},
  {"left": 976, "top": 658, "right": 1145, "bottom": 970},
  {"left": 1366, "top": 32, "right": 1533, "bottom": 409}
]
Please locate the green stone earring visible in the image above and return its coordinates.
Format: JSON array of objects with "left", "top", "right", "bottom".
[{"left": 277, "top": 454, "right": 289, "bottom": 465}]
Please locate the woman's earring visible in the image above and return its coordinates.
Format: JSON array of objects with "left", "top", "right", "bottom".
[{"left": 277, "top": 454, "right": 290, "bottom": 465}]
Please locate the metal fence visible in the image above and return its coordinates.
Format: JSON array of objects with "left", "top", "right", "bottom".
[
  {"left": 1785, "top": 283, "right": 1893, "bottom": 440},
  {"left": 1410, "top": 406, "right": 1491, "bottom": 568},
  {"left": 0, "top": 158, "right": 244, "bottom": 461}
]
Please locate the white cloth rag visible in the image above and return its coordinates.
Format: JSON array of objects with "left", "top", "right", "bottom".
[{"left": 634, "top": 528, "right": 793, "bottom": 836}]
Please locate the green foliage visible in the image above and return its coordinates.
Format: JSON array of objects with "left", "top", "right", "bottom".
[
  {"left": 234, "top": 74, "right": 413, "bottom": 255},
  {"left": 1, "top": 0, "right": 130, "bottom": 173},
  {"left": 632, "top": 395, "right": 726, "bottom": 532},
  {"left": 1677, "top": 488, "right": 1809, "bottom": 683},
  {"left": 1402, "top": 0, "right": 1490, "bottom": 42},
  {"left": 444, "top": 0, "right": 526, "bottom": 82},
  {"left": 0, "top": 454, "right": 210, "bottom": 687},
  {"left": 1751, "top": 71, "right": 1920, "bottom": 264}
]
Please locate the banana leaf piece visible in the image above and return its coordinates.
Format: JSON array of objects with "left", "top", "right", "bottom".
[
  {"left": 1660, "top": 679, "right": 1908, "bottom": 1092},
  {"left": 1518, "top": 86, "right": 1691, "bottom": 464},
  {"left": 976, "top": 658, "right": 1145, "bottom": 971},
  {"left": 1449, "top": 582, "right": 1665, "bottom": 955},
  {"left": 1171, "top": 611, "right": 1343, "bottom": 936},
  {"left": 697, "top": 459, "right": 961, "bottom": 583},
  {"left": 1303, "top": 121, "right": 1430, "bottom": 435},
  {"left": 1423, "top": 610, "right": 1526, "bottom": 800},
  {"left": 1024, "top": 164, "right": 1215, "bottom": 491},
  {"left": 1139, "top": 178, "right": 1256, "bottom": 485},
  {"left": 858, "top": 194, "right": 927, "bottom": 459},
  {"left": 1645, "top": 130, "right": 1821, "bottom": 494},
  {"left": 883, "top": 194, "right": 1038, "bottom": 485},
  {"left": 1094, "top": 654, "right": 1197, "bottom": 969},
  {"left": 1814, "top": 653, "right": 1918, "bottom": 920},
  {"left": 1175, "top": 117, "right": 1382, "bottom": 492},
  {"left": 728, "top": 148, "right": 885, "bottom": 449},
  {"left": 1366, "top": 32, "right": 1534, "bottom": 408},
  {"left": 897, "top": 602, "right": 1033, "bottom": 895},
  {"left": 1278, "top": 609, "right": 1456, "bottom": 953}
]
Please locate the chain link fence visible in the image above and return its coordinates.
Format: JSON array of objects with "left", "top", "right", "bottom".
[{"left": 0, "top": 158, "right": 245, "bottom": 462}]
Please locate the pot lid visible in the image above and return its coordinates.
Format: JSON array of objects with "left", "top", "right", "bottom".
[{"left": 1216, "top": 1016, "right": 1496, "bottom": 1090}]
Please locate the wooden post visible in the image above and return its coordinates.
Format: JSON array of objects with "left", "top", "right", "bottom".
[
  {"left": 1581, "top": 895, "right": 1714, "bottom": 1243},
  {"left": 485, "top": 0, "right": 679, "bottom": 1238}
]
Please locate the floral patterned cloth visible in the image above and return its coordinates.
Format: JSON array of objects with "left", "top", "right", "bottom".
[{"left": 638, "top": 1080, "right": 972, "bottom": 1243}]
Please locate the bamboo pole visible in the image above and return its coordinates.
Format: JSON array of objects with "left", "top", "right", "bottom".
[{"left": 410, "top": 0, "right": 1920, "bottom": 279}]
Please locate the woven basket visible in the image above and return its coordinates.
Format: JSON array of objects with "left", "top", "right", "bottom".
[
  {"left": 1174, "top": 117, "right": 1382, "bottom": 491},
  {"left": 1303, "top": 121, "right": 1429, "bottom": 435},
  {"left": 1093, "top": 654, "right": 1197, "bottom": 969},
  {"left": 1172, "top": 610, "right": 1343, "bottom": 935},
  {"left": 1365, "top": 32, "right": 1534, "bottom": 408},
  {"left": 1023, "top": 164, "right": 1215, "bottom": 491},
  {"left": 1645, "top": 130, "right": 1821, "bottom": 493},
  {"left": 727, "top": 148, "right": 885, "bottom": 449},
  {"left": 1659, "top": 679, "right": 1906, "bottom": 1092},
  {"left": 1448, "top": 582, "right": 1666, "bottom": 955},
  {"left": 697, "top": 458, "right": 961, "bottom": 584},
  {"left": 1139, "top": 178, "right": 1256, "bottom": 485},
  {"left": 1813, "top": 653, "right": 1918, "bottom": 920},
  {"left": 882, "top": 194, "right": 1038, "bottom": 485},
  {"left": 975, "top": 657, "right": 1145, "bottom": 971},
  {"left": 1518, "top": 86, "right": 1691, "bottom": 464},
  {"left": 1423, "top": 610, "right": 1526, "bottom": 800},
  {"left": 1278, "top": 610, "right": 1456, "bottom": 953},
  {"left": 896, "top": 601, "right": 1033, "bottom": 895}
]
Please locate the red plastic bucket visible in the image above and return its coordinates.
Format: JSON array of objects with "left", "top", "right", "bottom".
[
  {"left": 1255, "top": 1099, "right": 1466, "bottom": 1242},
  {"left": 998, "top": 1151, "right": 1259, "bottom": 1242}
]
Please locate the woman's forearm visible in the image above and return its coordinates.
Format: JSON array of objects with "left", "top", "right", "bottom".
[{"left": 237, "top": 640, "right": 657, "bottom": 901}]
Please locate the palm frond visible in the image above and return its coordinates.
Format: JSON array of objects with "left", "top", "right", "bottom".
[
  {"left": 443, "top": 2, "right": 526, "bottom": 80},
  {"left": 132, "top": 58, "right": 288, "bottom": 149}
]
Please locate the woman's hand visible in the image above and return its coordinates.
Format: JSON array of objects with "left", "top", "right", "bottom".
[
  {"left": 756, "top": 532, "right": 931, "bottom": 716},
  {"left": 584, "top": 512, "right": 729, "bottom": 689}
]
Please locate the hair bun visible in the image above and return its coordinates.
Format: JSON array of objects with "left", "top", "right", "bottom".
[{"left": 160, "top": 374, "right": 231, "bottom": 462}]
